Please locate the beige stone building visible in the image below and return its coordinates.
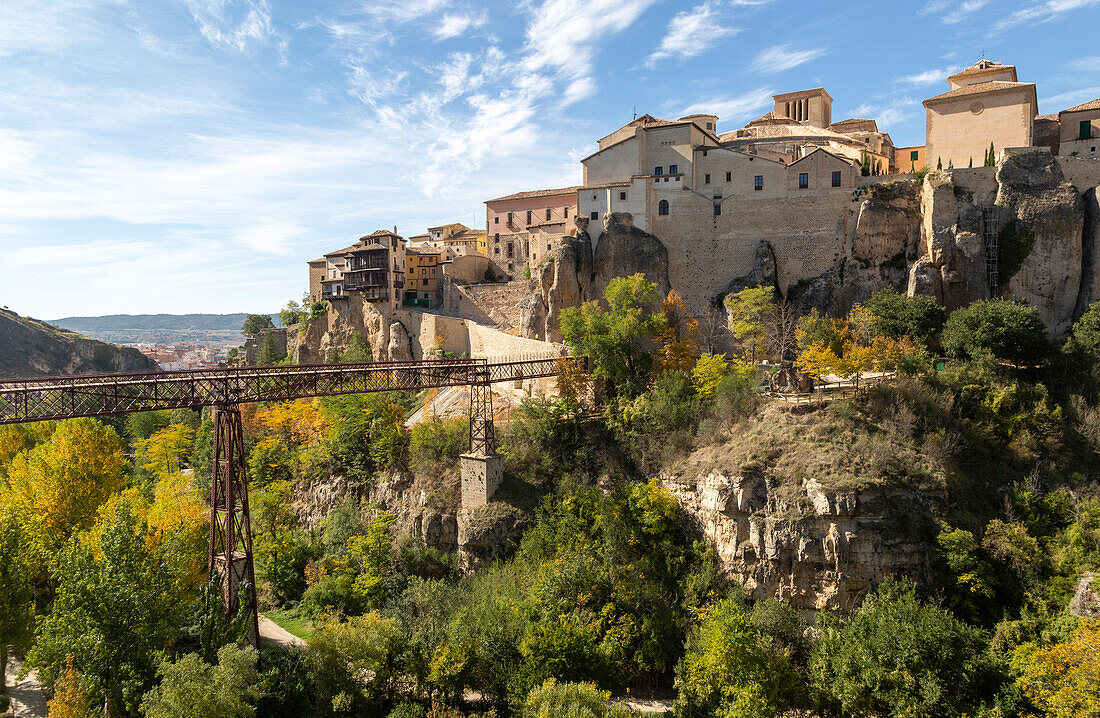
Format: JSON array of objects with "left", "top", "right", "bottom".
[
  {"left": 405, "top": 247, "right": 442, "bottom": 308},
  {"left": 1058, "top": 98, "right": 1100, "bottom": 159},
  {"left": 923, "top": 60, "right": 1037, "bottom": 169},
  {"left": 308, "top": 229, "right": 407, "bottom": 313}
]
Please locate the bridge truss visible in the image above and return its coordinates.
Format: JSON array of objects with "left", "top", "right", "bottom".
[{"left": 0, "top": 355, "right": 575, "bottom": 647}]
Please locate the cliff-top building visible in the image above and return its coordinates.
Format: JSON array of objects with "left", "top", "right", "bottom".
[
  {"left": 484, "top": 186, "right": 580, "bottom": 278},
  {"left": 308, "top": 229, "right": 407, "bottom": 313}
]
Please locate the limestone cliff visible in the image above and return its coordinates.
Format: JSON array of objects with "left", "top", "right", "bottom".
[
  {"left": 662, "top": 404, "right": 940, "bottom": 611},
  {"left": 908, "top": 151, "right": 1100, "bottom": 336},
  {"left": 290, "top": 295, "right": 395, "bottom": 364},
  {"left": 0, "top": 309, "right": 159, "bottom": 377},
  {"left": 520, "top": 213, "right": 671, "bottom": 341}
]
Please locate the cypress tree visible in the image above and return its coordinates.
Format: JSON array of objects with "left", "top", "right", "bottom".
[{"left": 937, "top": 157, "right": 943, "bottom": 170}]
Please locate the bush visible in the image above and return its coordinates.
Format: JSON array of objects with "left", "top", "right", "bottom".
[
  {"left": 409, "top": 416, "right": 467, "bottom": 474},
  {"left": 140, "top": 645, "right": 263, "bottom": 718},
  {"left": 810, "top": 580, "right": 1007, "bottom": 717},
  {"left": 941, "top": 299, "right": 1049, "bottom": 364},
  {"left": 523, "top": 678, "right": 631, "bottom": 718}
]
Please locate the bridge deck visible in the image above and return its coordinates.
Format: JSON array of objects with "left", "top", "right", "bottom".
[{"left": 0, "top": 356, "right": 568, "bottom": 425}]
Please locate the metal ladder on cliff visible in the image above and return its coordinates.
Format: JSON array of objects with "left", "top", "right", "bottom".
[{"left": 983, "top": 206, "right": 999, "bottom": 297}]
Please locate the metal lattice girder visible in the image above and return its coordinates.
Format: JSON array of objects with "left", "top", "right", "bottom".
[
  {"left": 0, "top": 356, "right": 571, "bottom": 426},
  {"left": 469, "top": 364, "right": 496, "bottom": 456}
]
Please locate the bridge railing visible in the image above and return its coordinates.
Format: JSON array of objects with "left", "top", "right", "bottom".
[{"left": 0, "top": 356, "right": 578, "bottom": 425}]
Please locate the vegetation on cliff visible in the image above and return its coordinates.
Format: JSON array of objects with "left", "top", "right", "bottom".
[{"left": 1, "top": 280, "right": 1100, "bottom": 717}]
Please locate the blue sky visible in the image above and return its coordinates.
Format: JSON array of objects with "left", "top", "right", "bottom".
[{"left": 2, "top": 0, "right": 1099, "bottom": 318}]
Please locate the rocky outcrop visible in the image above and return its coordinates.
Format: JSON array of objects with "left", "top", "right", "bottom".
[
  {"left": 292, "top": 295, "right": 393, "bottom": 363},
  {"left": 0, "top": 309, "right": 159, "bottom": 377},
  {"left": 723, "top": 241, "right": 778, "bottom": 296},
  {"left": 791, "top": 180, "right": 921, "bottom": 315},
  {"left": 520, "top": 213, "right": 670, "bottom": 341},
  {"left": 1069, "top": 572, "right": 1100, "bottom": 618},
  {"left": 1078, "top": 187, "right": 1100, "bottom": 318},
  {"left": 997, "top": 152, "right": 1085, "bottom": 336},
  {"left": 387, "top": 321, "right": 413, "bottom": 361}
]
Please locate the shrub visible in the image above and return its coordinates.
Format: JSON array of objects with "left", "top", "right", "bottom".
[
  {"left": 409, "top": 416, "right": 467, "bottom": 474},
  {"left": 941, "top": 299, "right": 1049, "bottom": 364},
  {"left": 864, "top": 288, "right": 946, "bottom": 348},
  {"left": 810, "top": 580, "right": 1007, "bottom": 717},
  {"left": 139, "top": 645, "right": 263, "bottom": 718},
  {"left": 523, "top": 678, "right": 631, "bottom": 718}
]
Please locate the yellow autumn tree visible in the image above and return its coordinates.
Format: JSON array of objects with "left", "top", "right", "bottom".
[
  {"left": 691, "top": 353, "right": 729, "bottom": 398},
  {"left": 47, "top": 656, "right": 94, "bottom": 718},
  {"left": 4, "top": 417, "right": 127, "bottom": 551},
  {"left": 256, "top": 399, "right": 329, "bottom": 445},
  {"left": 1012, "top": 618, "right": 1100, "bottom": 717},
  {"left": 659, "top": 290, "right": 700, "bottom": 373},
  {"left": 0, "top": 422, "right": 54, "bottom": 477},
  {"left": 135, "top": 423, "right": 195, "bottom": 478}
]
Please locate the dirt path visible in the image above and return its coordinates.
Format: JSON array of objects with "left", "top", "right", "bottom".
[
  {"left": 4, "top": 654, "right": 47, "bottom": 718},
  {"left": 257, "top": 614, "right": 307, "bottom": 650}
]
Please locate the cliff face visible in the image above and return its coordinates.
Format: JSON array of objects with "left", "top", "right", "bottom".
[
  {"left": 909, "top": 151, "right": 1099, "bottom": 336},
  {"left": 0, "top": 309, "right": 159, "bottom": 377},
  {"left": 520, "top": 213, "right": 671, "bottom": 341},
  {"left": 662, "top": 404, "right": 940, "bottom": 611},
  {"left": 290, "top": 296, "right": 404, "bottom": 364}
]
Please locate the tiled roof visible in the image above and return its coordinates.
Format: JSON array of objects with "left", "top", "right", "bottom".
[
  {"left": 830, "top": 118, "right": 879, "bottom": 133},
  {"left": 1035, "top": 113, "right": 1059, "bottom": 121},
  {"left": 361, "top": 229, "right": 400, "bottom": 240},
  {"left": 1062, "top": 97, "right": 1100, "bottom": 113},
  {"left": 486, "top": 185, "right": 582, "bottom": 203},
  {"left": 924, "top": 81, "right": 1034, "bottom": 103},
  {"left": 324, "top": 243, "right": 365, "bottom": 257},
  {"left": 746, "top": 111, "right": 797, "bottom": 126},
  {"left": 426, "top": 222, "right": 469, "bottom": 232}
]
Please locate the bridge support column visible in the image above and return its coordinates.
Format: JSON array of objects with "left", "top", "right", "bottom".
[
  {"left": 208, "top": 403, "right": 260, "bottom": 649},
  {"left": 461, "top": 367, "right": 503, "bottom": 508}
]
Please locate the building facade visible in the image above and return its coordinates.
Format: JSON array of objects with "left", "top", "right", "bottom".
[
  {"left": 1058, "top": 98, "right": 1100, "bottom": 159},
  {"left": 484, "top": 187, "right": 580, "bottom": 278},
  {"left": 308, "top": 229, "right": 406, "bottom": 313},
  {"left": 405, "top": 247, "right": 442, "bottom": 308}
]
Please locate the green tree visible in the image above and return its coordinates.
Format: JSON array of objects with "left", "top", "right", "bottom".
[
  {"left": 0, "top": 510, "right": 36, "bottom": 695},
  {"left": 280, "top": 300, "right": 307, "bottom": 328},
  {"left": 305, "top": 612, "right": 407, "bottom": 715},
  {"left": 937, "top": 157, "right": 943, "bottom": 170},
  {"left": 863, "top": 288, "right": 946, "bottom": 348},
  {"left": 241, "top": 314, "right": 274, "bottom": 337},
  {"left": 560, "top": 274, "right": 664, "bottom": 399},
  {"left": 1067, "top": 301, "right": 1100, "bottom": 358},
  {"left": 27, "top": 497, "right": 198, "bottom": 717},
  {"left": 861, "top": 152, "right": 871, "bottom": 176},
  {"left": 675, "top": 596, "right": 800, "bottom": 718},
  {"left": 47, "top": 657, "right": 94, "bottom": 718},
  {"left": 724, "top": 286, "right": 775, "bottom": 361},
  {"left": 941, "top": 299, "right": 1050, "bottom": 364},
  {"left": 257, "top": 332, "right": 283, "bottom": 365},
  {"left": 810, "top": 580, "right": 1006, "bottom": 718},
  {"left": 139, "top": 645, "right": 263, "bottom": 718}
]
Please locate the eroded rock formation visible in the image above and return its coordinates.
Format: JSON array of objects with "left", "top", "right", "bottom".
[
  {"left": 291, "top": 295, "right": 394, "bottom": 363},
  {"left": 520, "top": 213, "right": 670, "bottom": 341},
  {"left": 0, "top": 309, "right": 159, "bottom": 377}
]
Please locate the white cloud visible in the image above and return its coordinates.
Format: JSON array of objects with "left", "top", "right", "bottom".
[
  {"left": 899, "top": 66, "right": 956, "bottom": 86},
  {"left": 433, "top": 11, "right": 488, "bottom": 40},
  {"left": 1067, "top": 55, "right": 1100, "bottom": 72},
  {"left": 682, "top": 87, "right": 774, "bottom": 123},
  {"left": 993, "top": 0, "right": 1100, "bottom": 32},
  {"left": 849, "top": 96, "right": 918, "bottom": 128},
  {"left": 645, "top": 3, "right": 738, "bottom": 67},
  {"left": 233, "top": 222, "right": 307, "bottom": 254},
  {"left": 523, "top": 0, "right": 660, "bottom": 80},
  {"left": 1040, "top": 86, "right": 1100, "bottom": 112},
  {"left": 359, "top": 0, "right": 451, "bottom": 23},
  {"left": 938, "top": 0, "right": 990, "bottom": 23},
  {"left": 182, "top": 0, "right": 276, "bottom": 51},
  {"left": 751, "top": 44, "right": 828, "bottom": 74}
]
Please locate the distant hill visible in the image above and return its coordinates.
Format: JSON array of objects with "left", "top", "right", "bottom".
[
  {"left": 49, "top": 313, "right": 281, "bottom": 332},
  {"left": 0, "top": 309, "right": 160, "bottom": 378}
]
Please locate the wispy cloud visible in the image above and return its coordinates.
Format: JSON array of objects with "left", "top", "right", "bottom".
[
  {"left": 682, "top": 86, "right": 774, "bottom": 124},
  {"left": 182, "top": 0, "right": 276, "bottom": 51},
  {"left": 849, "top": 96, "right": 918, "bottom": 128},
  {"left": 644, "top": 3, "right": 737, "bottom": 67},
  {"left": 523, "top": 0, "right": 659, "bottom": 80},
  {"left": 899, "top": 66, "right": 956, "bottom": 86},
  {"left": 751, "top": 43, "right": 828, "bottom": 74},
  {"left": 359, "top": 0, "right": 451, "bottom": 24},
  {"left": 993, "top": 0, "right": 1100, "bottom": 32},
  {"left": 1040, "top": 86, "right": 1100, "bottom": 112},
  {"left": 1067, "top": 55, "right": 1100, "bottom": 72},
  {"left": 433, "top": 10, "right": 488, "bottom": 40}
]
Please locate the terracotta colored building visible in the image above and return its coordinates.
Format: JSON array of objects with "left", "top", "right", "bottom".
[
  {"left": 404, "top": 247, "right": 442, "bottom": 308},
  {"left": 484, "top": 186, "right": 580, "bottom": 278}
]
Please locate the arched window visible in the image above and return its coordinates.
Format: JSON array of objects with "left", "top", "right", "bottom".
[{"left": 658, "top": 199, "right": 669, "bottom": 216}]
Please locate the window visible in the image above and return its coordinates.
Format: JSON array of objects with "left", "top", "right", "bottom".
[
  {"left": 494, "top": 247, "right": 500, "bottom": 255},
  {"left": 798, "top": 172, "right": 808, "bottom": 189},
  {"left": 494, "top": 216, "right": 499, "bottom": 224},
  {"left": 590, "top": 211, "right": 598, "bottom": 220},
  {"left": 494, "top": 233, "right": 499, "bottom": 241},
  {"left": 705, "top": 173, "right": 711, "bottom": 184},
  {"left": 564, "top": 206, "right": 569, "bottom": 217},
  {"left": 658, "top": 199, "right": 669, "bottom": 216},
  {"left": 506, "top": 211, "right": 513, "bottom": 224},
  {"left": 546, "top": 207, "right": 552, "bottom": 220},
  {"left": 526, "top": 210, "right": 532, "bottom": 224},
  {"left": 654, "top": 166, "right": 663, "bottom": 175},
  {"left": 669, "top": 164, "right": 678, "bottom": 174},
  {"left": 725, "top": 171, "right": 731, "bottom": 182},
  {"left": 619, "top": 191, "right": 627, "bottom": 201},
  {"left": 832, "top": 170, "right": 842, "bottom": 187},
  {"left": 754, "top": 175, "right": 763, "bottom": 191},
  {"left": 706, "top": 122, "right": 713, "bottom": 130},
  {"left": 1081, "top": 120, "right": 1092, "bottom": 140},
  {"left": 910, "top": 150, "right": 919, "bottom": 161},
  {"left": 713, "top": 202, "right": 721, "bottom": 217},
  {"left": 507, "top": 243, "right": 514, "bottom": 258}
]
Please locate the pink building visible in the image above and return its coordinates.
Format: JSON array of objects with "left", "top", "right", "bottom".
[{"left": 484, "top": 186, "right": 580, "bottom": 278}]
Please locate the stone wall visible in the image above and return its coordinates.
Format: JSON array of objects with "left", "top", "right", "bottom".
[{"left": 394, "top": 309, "right": 567, "bottom": 361}]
